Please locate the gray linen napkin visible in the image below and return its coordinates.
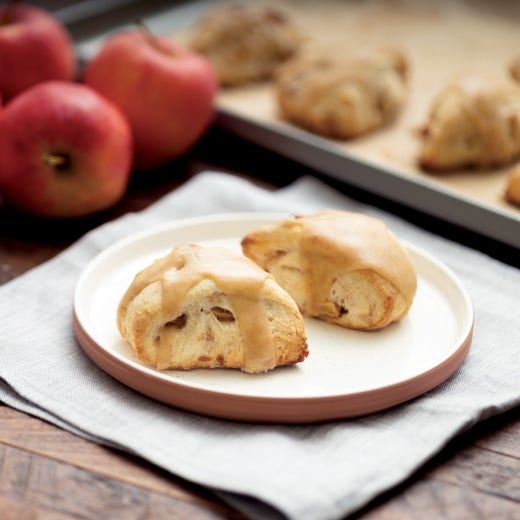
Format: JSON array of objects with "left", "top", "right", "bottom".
[{"left": 0, "top": 171, "right": 518, "bottom": 520}]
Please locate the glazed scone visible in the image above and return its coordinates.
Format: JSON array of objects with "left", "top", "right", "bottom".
[
  {"left": 186, "top": 3, "right": 304, "bottom": 86},
  {"left": 419, "top": 76, "right": 520, "bottom": 171},
  {"left": 505, "top": 164, "right": 520, "bottom": 206},
  {"left": 117, "top": 244, "right": 308, "bottom": 373},
  {"left": 275, "top": 47, "right": 408, "bottom": 139},
  {"left": 509, "top": 55, "right": 520, "bottom": 84},
  {"left": 241, "top": 210, "right": 417, "bottom": 331}
]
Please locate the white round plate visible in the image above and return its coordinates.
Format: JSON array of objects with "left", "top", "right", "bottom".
[{"left": 73, "top": 212, "right": 473, "bottom": 423}]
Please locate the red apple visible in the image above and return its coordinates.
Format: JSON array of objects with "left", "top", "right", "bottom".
[
  {"left": 0, "top": 80, "right": 133, "bottom": 218},
  {"left": 0, "top": 2, "right": 76, "bottom": 102},
  {"left": 84, "top": 29, "right": 218, "bottom": 171}
]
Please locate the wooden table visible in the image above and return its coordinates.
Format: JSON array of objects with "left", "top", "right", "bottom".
[{"left": 1, "top": 126, "right": 519, "bottom": 519}]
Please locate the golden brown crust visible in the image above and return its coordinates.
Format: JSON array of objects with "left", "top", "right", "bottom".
[
  {"left": 505, "top": 163, "right": 520, "bottom": 206},
  {"left": 509, "top": 55, "right": 520, "bottom": 84},
  {"left": 117, "top": 244, "right": 308, "bottom": 373},
  {"left": 241, "top": 210, "right": 417, "bottom": 331},
  {"left": 275, "top": 47, "right": 408, "bottom": 139},
  {"left": 187, "top": 3, "right": 305, "bottom": 86},
  {"left": 419, "top": 76, "right": 520, "bottom": 171}
]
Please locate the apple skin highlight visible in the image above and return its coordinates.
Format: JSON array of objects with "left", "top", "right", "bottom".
[
  {"left": 0, "top": 81, "right": 133, "bottom": 218},
  {"left": 84, "top": 30, "right": 218, "bottom": 171}
]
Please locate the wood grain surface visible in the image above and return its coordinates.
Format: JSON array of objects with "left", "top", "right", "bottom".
[{"left": 0, "top": 127, "right": 519, "bottom": 519}]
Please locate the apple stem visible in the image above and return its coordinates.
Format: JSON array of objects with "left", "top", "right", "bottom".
[
  {"left": 0, "top": 0, "right": 20, "bottom": 26},
  {"left": 134, "top": 18, "right": 170, "bottom": 55},
  {"left": 43, "top": 153, "right": 70, "bottom": 172}
]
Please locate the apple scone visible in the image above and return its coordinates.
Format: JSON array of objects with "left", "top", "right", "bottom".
[
  {"left": 117, "top": 244, "right": 308, "bottom": 373},
  {"left": 509, "top": 55, "right": 520, "bottom": 84},
  {"left": 505, "top": 164, "right": 520, "bottom": 206},
  {"left": 419, "top": 76, "right": 520, "bottom": 171},
  {"left": 275, "top": 47, "right": 408, "bottom": 139},
  {"left": 241, "top": 210, "right": 417, "bottom": 331},
  {"left": 186, "top": 3, "right": 304, "bottom": 86}
]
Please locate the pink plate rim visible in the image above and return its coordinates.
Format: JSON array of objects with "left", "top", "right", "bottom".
[{"left": 73, "top": 312, "right": 473, "bottom": 424}]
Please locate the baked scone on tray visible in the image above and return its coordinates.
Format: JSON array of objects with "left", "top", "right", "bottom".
[
  {"left": 419, "top": 76, "right": 520, "bottom": 171},
  {"left": 505, "top": 163, "right": 520, "bottom": 206},
  {"left": 241, "top": 210, "right": 417, "bottom": 331},
  {"left": 186, "top": 3, "right": 305, "bottom": 87},
  {"left": 275, "top": 47, "right": 408, "bottom": 139},
  {"left": 117, "top": 243, "right": 308, "bottom": 373}
]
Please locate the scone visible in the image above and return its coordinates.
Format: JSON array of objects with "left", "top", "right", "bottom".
[
  {"left": 186, "top": 3, "right": 304, "bottom": 86},
  {"left": 241, "top": 210, "right": 417, "bottom": 331},
  {"left": 509, "top": 55, "right": 520, "bottom": 84},
  {"left": 505, "top": 164, "right": 520, "bottom": 206},
  {"left": 275, "top": 47, "right": 408, "bottom": 139},
  {"left": 117, "top": 244, "right": 308, "bottom": 373},
  {"left": 419, "top": 76, "right": 520, "bottom": 171}
]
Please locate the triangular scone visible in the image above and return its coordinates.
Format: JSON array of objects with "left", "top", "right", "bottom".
[
  {"left": 186, "top": 3, "right": 305, "bottom": 87},
  {"left": 241, "top": 210, "right": 417, "bottom": 331},
  {"left": 117, "top": 244, "right": 308, "bottom": 373},
  {"left": 419, "top": 76, "right": 520, "bottom": 171},
  {"left": 275, "top": 47, "right": 407, "bottom": 139}
]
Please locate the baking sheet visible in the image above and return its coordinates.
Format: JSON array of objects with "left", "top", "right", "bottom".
[
  {"left": 74, "top": 0, "right": 520, "bottom": 248},
  {"left": 214, "top": 0, "right": 520, "bottom": 248}
]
